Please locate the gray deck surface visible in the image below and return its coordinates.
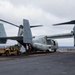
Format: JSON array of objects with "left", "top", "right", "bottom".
[{"left": 0, "top": 52, "right": 75, "bottom": 75}]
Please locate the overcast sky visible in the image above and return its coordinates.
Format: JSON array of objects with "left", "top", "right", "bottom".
[{"left": 0, "top": 0, "right": 75, "bottom": 46}]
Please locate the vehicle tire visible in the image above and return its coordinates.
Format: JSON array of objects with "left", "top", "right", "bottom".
[
  {"left": 17, "top": 51, "right": 21, "bottom": 55},
  {"left": 5, "top": 51, "right": 10, "bottom": 56},
  {"left": 0, "top": 54, "right": 2, "bottom": 56}
]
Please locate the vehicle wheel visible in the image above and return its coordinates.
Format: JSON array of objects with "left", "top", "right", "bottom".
[
  {"left": 5, "top": 51, "right": 10, "bottom": 56},
  {"left": 0, "top": 54, "right": 2, "bottom": 56},
  {"left": 17, "top": 51, "right": 21, "bottom": 55}
]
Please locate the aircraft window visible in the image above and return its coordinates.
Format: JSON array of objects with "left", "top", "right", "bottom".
[{"left": 47, "top": 40, "right": 52, "bottom": 45}]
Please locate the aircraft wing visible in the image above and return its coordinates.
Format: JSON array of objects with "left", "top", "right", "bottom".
[
  {"left": 46, "top": 33, "right": 73, "bottom": 39},
  {"left": 0, "top": 36, "right": 23, "bottom": 41}
]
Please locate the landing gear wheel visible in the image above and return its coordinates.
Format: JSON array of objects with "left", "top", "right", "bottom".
[
  {"left": 54, "top": 49, "right": 56, "bottom": 52},
  {"left": 46, "top": 50, "right": 50, "bottom": 53}
]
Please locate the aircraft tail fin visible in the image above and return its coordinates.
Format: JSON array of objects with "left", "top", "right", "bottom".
[
  {"left": 0, "top": 23, "right": 7, "bottom": 43},
  {"left": 23, "top": 19, "right": 32, "bottom": 44}
]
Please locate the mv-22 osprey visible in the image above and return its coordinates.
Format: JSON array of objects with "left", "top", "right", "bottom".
[{"left": 0, "top": 19, "right": 58, "bottom": 54}]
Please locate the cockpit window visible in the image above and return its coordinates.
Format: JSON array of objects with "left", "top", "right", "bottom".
[{"left": 47, "top": 39, "right": 52, "bottom": 45}]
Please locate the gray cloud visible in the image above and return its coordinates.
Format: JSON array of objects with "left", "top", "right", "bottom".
[{"left": 6, "top": 0, "right": 75, "bottom": 19}]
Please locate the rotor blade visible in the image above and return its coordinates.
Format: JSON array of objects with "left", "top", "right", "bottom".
[
  {"left": 53, "top": 20, "right": 75, "bottom": 26},
  {"left": 30, "top": 25, "right": 43, "bottom": 28},
  {"left": 0, "top": 19, "right": 19, "bottom": 27}
]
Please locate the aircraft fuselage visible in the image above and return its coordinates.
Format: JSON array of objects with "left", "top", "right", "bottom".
[{"left": 32, "top": 36, "right": 58, "bottom": 52}]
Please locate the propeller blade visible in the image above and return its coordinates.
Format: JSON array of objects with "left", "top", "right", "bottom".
[
  {"left": 30, "top": 25, "right": 43, "bottom": 28},
  {"left": 0, "top": 19, "right": 19, "bottom": 27},
  {"left": 53, "top": 20, "right": 75, "bottom": 26},
  {"left": 0, "top": 19, "right": 43, "bottom": 28}
]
